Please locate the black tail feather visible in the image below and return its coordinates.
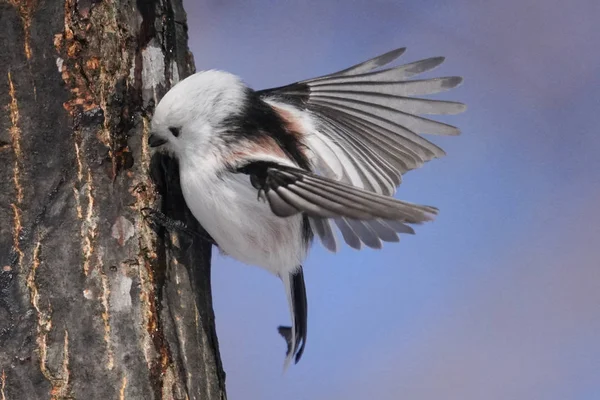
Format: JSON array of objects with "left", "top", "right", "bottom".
[{"left": 278, "top": 267, "right": 308, "bottom": 365}]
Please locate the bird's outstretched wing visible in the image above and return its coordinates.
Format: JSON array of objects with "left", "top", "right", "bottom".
[
  {"left": 237, "top": 160, "right": 436, "bottom": 250},
  {"left": 255, "top": 47, "right": 465, "bottom": 250},
  {"left": 257, "top": 47, "right": 465, "bottom": 193}
]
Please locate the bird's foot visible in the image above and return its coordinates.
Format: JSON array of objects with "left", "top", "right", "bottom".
[{"left": 141, "top": 207, "right": 216, "bottom": 245}]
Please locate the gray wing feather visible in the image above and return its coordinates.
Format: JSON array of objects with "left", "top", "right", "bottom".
[
  {"left": 258, "top": 48, "right": 465, "bottom": 198},
  {"left": 308, "top": 55, "right": 446, "bottom": 84},
  {"left": 266, "top": 190, "right": 299, "bottom": 217},
  {"left": 366, "top": 219, "right": 400, "bottom": 243},
  {"left": 320, "top": 47, "right": 407, "bottom": 78},
  {"left": 309, "top": 217, "right": 337, "bottom": 252},
  {"left": 263, "top": 165, "right": 437, "bottom": 223},
  {"left": 256, "top": 47, "right": 464, "bottom": 250},
  {"left": 383, "top": 220, "right": 416, "bottom": 235},
  {"left": 346, "top": 219, "right": 382, "bottom": 249},
  {"left": 334, "top": 218, "right": 362, "bottom": 250}
]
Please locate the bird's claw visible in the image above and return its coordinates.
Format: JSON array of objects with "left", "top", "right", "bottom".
[{"left": 141, "top": 207, "right": 216, "bottom": 245}]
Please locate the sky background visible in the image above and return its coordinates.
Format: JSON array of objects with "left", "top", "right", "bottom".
[{"left": 182, "top": 1, "right": 600, "bottom": 399}]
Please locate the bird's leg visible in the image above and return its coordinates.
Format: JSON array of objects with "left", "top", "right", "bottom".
[
  {"left": 278, "top": 267, "right": 308, "bottom": 371},
  {"left": 141, "top": 207, "right": 216, "bottom": 246},
  {"left": 249, "top": 173, "right": 268, "bottom": 202},
  {"left": 236, "top": 162, "right": 274, "bottom": 203}
]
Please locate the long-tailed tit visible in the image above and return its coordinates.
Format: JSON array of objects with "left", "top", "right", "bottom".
[{"left": 148, "top": 47, "right": 466, "bottom": 370}]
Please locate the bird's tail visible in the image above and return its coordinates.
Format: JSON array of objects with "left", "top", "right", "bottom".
[{"left": 278, "top": 267, "right": 308, "bottom": 371}]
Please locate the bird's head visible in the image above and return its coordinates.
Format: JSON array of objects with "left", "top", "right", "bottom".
[{"left": 148, "top": 70, "right": 247, "bottom": 158}]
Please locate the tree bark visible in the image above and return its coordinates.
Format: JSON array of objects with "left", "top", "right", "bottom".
[{"left": 0, "top": 1, "right": 226, "bottom": 399}]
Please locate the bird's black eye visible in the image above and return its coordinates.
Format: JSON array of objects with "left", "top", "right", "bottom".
[{"left": 169, "top": 127, "right": 181, "bottom": 137}]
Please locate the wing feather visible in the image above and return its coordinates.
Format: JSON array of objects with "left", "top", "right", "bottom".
[
  {"left": 334, "top": 217, "right": 362, "bottom": 250},
  {"left": 311, "top": 94, "right": 462, "bottom": 135},
  {"left": 253, "top": 47, "right": 464, "bottom": 250},
  {"left": 259, "top": 164, "right": 437, "bottom": 222},
  {"left": 366, "top": 220, "right": 400, "bottom": 243},
  {"left": 346, "top": 219, "right": 382, "bottom": 249},
  {"left": 309, "top": 217, "right": 337, "bottom": 252},
  {"left": 308, "top": 56, "right": 446, "bottom": 84},
  {"left": 314, "top": 47, "right": 407, "bottom": 78},
  {"left": 258, "top": 48, "right": 464, "bottom": 193}
]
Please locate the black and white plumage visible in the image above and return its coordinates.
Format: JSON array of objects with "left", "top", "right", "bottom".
[{"left": 148, "top": 47, "right": 465, "bottom": 370}]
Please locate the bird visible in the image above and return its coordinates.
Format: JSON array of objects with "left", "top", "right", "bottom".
[{"left": 148, "top": 47, "right": 466, "bottom": 370}]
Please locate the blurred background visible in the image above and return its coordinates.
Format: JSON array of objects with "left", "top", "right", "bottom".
[{"left": 182, "top": 1, "right": 600, "bottom": 399}]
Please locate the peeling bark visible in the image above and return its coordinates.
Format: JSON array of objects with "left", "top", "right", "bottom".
[{"left": 0, "top": 1, "right": 226, "bottom": 399}]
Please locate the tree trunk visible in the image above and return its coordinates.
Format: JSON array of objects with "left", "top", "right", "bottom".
[{"left": 0, "top": 1, "right": 226, "bottom": 399}]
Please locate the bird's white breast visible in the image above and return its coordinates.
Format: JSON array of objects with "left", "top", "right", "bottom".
[{"left": 179, "top": 156, "right": 307, "bottom": 275}]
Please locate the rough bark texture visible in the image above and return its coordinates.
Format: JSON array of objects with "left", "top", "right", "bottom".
[{"left": 0, "top": 0, "right": 226, "bottom": 399}]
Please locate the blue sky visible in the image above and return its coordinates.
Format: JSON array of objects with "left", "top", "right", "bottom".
[{"left": 182, "top": 1, "right": 600, "bottom": 399}]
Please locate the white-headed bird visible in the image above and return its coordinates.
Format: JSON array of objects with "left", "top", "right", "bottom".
[{"left": 148, "top": 47, "right": 466, "bottom": 370}]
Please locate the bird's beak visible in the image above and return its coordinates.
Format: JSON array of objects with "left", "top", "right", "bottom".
[{"left": 148, "top": 134, "right": 168, "bottom": 148}]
